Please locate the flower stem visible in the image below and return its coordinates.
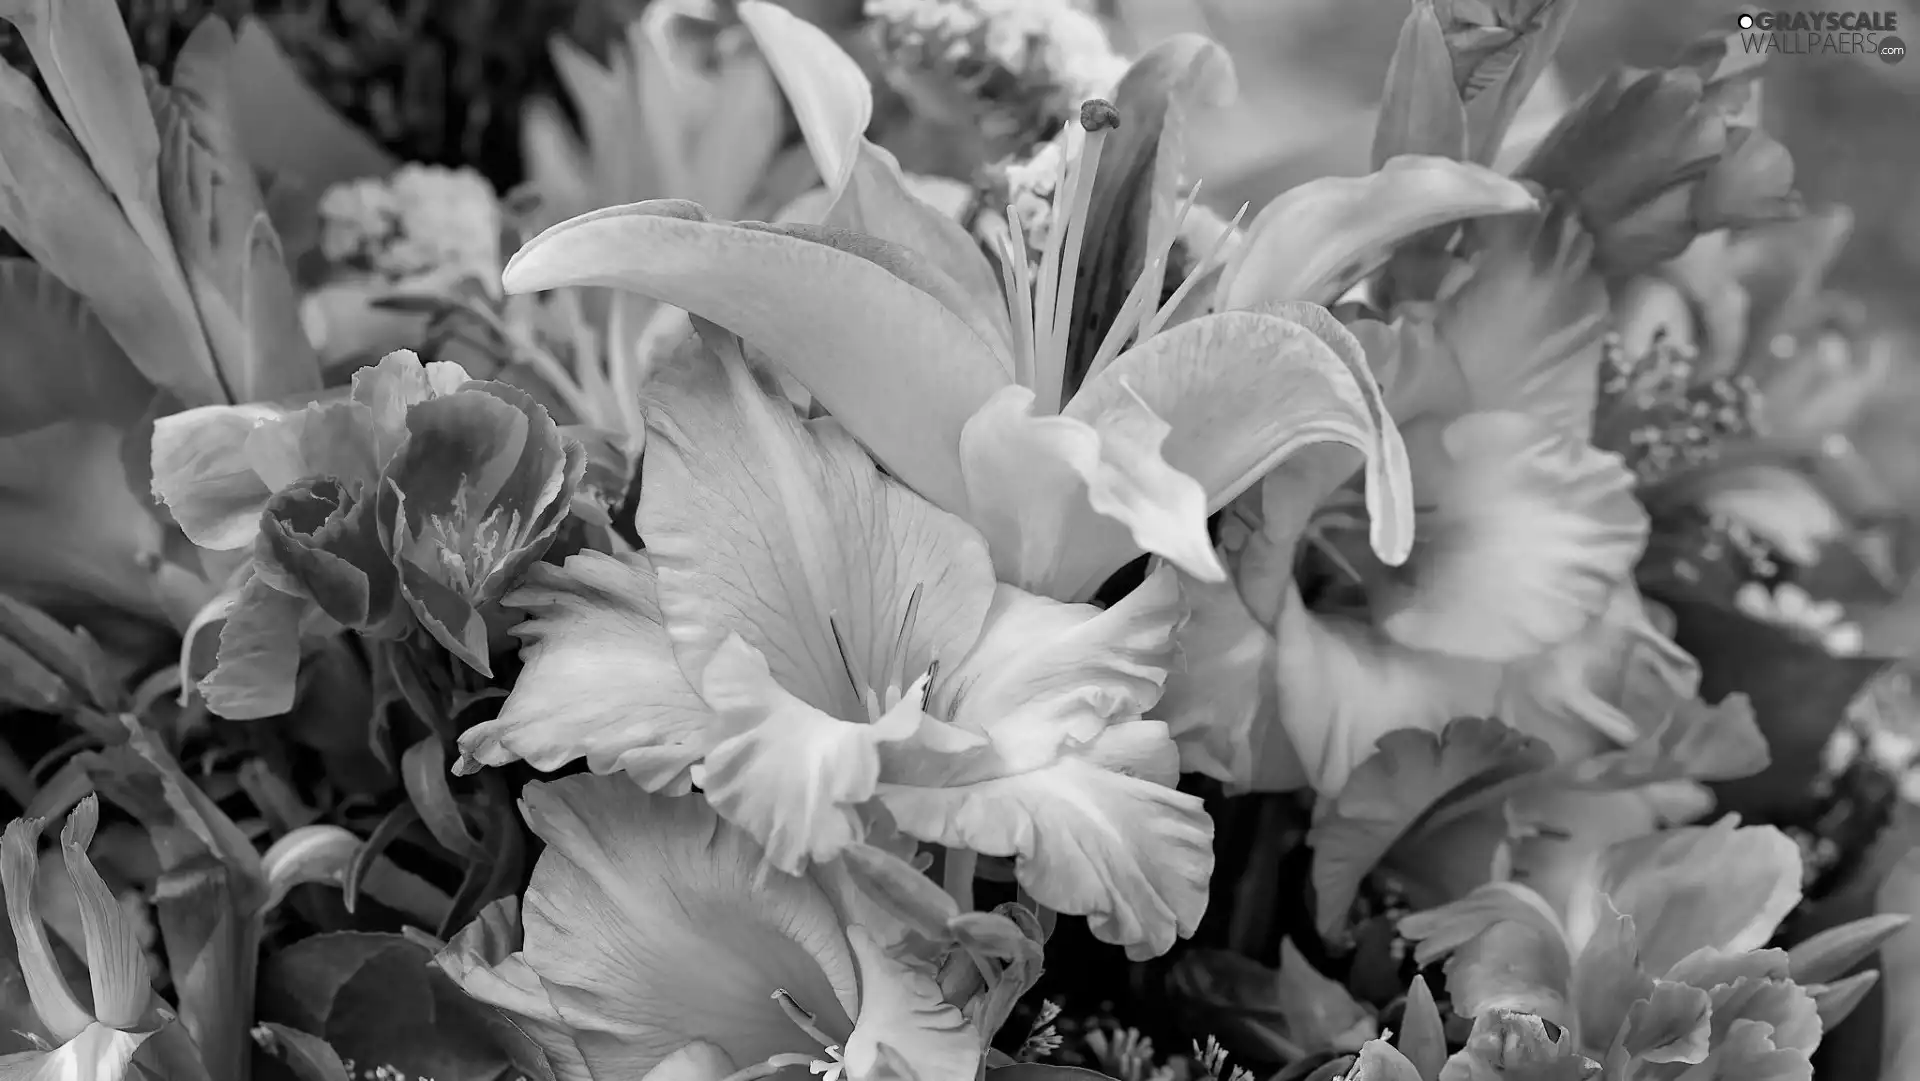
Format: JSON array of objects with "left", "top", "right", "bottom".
[{"left": 944, "top": 847, "right": 978, "bottom": 911}]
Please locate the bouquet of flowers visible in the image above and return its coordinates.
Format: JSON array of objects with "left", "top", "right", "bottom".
[{"left": 0, "top": 0, "right": 1916, "bottom": 1079}]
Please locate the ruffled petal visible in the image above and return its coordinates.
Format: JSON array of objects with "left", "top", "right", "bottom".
[
  {"left": 1495, "top": 585, "right": 1701, "bottom": 758},
  {"left": 877, "top": 719, "right": 1212, "bottom": 961},
  {"left": 502, "top": 201, "right": 1011, "bottom": 514},
  {"left": 840, "top": 927, "right": 978, "bottom": 1081},
  {"left": 149, "top": 403, "right": 285, "bottom": 550},
  {"left": 349, "top": 349, "right": 474, "bottom": 463},
  {"left": 695, "top": 634, "right": 931, "bottom": 874},
  {"left": 513, "top": 776, "right": 860, "bottom": 1077},
  {"left": 1061, "top": 309, "right": 1414, "bottom": 598},
  {"left": 434, "top": 899, "right": 597, "bottom": 1081},
  {"left": 1379, "top": 412, "right": 1647, "bottom": 662},
  {"left": 243, "top": 399, "right": 384, "bottom": 493},
  {"left": 1270, "top": 581, "right": 1502, "bottom": 796},
  {"left": 456, "top": 552, "right": 714, "bottom": 793},
  {"left": 936, "top": 564, "right": 1185, "bottom": 759},
  {"left": 639, "top": 333, "right": 996, "bottom": 723},
  {"left": 1577, "top": 817, "right": 1803, "bottom": 976},
  {"left": 1154, "top": 572, "right": 1272, "bottom": 788}
]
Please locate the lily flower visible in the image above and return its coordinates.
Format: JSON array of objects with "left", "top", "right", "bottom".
[
  {"left": 1399, "top": 817, "right": 1875, "bottom": 1080},
  {"left": 437, "top": 774, "right": 980, "bottom": 1081},
  {"left": 497, "top": 2, "right": 1416, "bottom": 607},
  {"left": 150, "top": 350, "right": 583, "bottom": 716},
  {"left": 0, "top": 797, "right": 168, "bottom": 1081},
  {"left": 458, "top": 328, "right": 1210, "bottom": 958}
]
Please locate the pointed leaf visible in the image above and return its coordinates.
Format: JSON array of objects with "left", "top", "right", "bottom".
[
  {"left": 1399, "top": 975, "right": 1448, "bottom": 1081},
  {"left": 0, "top": 60, "right": 219, "bottom": 405},
  {"left": 1222, "top": 156, "right": 1537, "bottom": 309},
  {"left": 0, "top": 258, "right": 151, "bottom": 436},
  {"left": 253, "top": 1023, "right": 351, "bottom": 1081},
  {"left": 1788, "top": 913, "right": 1910, "bottom": 984},
  {"left": 1374, "top": 0, "right": 1468, "bottom": 166},
  {"left": 198, "top": 572, "right": 308, "bottom": 721},
  {"left": 227, "top": 19, "right": 394, "bottom": 205},
  {"left": 1310, "top": 717, "right": 1553, "bottom": 936},
  {"left": 1807, "top": 969, "right": 1878, "bottom": 1032}
]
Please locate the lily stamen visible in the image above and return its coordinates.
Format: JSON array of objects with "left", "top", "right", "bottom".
[
  {"left": 1138, "top": 199, "right": 1251, "bottom": 344},
  {"left": 1031, "top": 98, "right": 1121, "bottom": 414},
  {"left": 772, "top": 989, "right": 840, "bottom": 1050},
  {"left": 1086, "top": 178, "right": 1204, "bottom": 383}
]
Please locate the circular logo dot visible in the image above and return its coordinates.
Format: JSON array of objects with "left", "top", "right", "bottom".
[
  {"left": 1883, "top": 35, "right": 1908, "bottom": 63},
  {"left": 1738, "top": 12, "right": 1755, "bottom": 28}
]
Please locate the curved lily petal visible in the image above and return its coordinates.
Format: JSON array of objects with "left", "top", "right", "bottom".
[
  {"left": 738, "top": 2, "right": 1013, "bottom": 367},
  {"left": 1057, "top": 309, "right": 1413, "bottom": 599},
  {"left": 509, "top": 776, "right": 861, "bottom": 1077},
  {"left": 1506, "top": 782, "right": 1714, "bottom": 933},
  {"left": 694, "top": 633, "right": 933, "bottom": 874},
  {"left": 502, "top": 201, "right": 1010, "bottom": 514},
  {"left": 878, "top": 718, "right": 1212, "bottom": 961},
  {"left": 1379, "top": 412, "right": 1647, "bottom": 662},
  {"left": 734, "top": 1, "right": 867, "bottom": 197},
  {"left": 456, "top": 552, "right": 714, "bottom": 792},
  {"left": 638, "top": 332, "right": 996, "bottom": 722},
  {"left": 1575, "top": 817, "right": 1802, "bottom": 976},
  {"left": 1069, "top": 35, "right": 1237, "bottom": 388},
  {"left": 1220, "top": 155, "right": 1538, "bottom": 309}
]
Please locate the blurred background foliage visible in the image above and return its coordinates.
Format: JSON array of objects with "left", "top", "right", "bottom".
[{"left": 12, "top": 0, "right": 1917, "bottom": 344}]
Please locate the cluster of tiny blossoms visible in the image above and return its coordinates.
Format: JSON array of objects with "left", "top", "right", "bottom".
[
  {"left": 1591, "top": 330, "right": 1766, "bottom": 487},
  {"left": 867, "top": 0, "right": 1128, "bottom": 147},
  {"left": 318, "top": 164, "right": 504, "bottom": 287}
]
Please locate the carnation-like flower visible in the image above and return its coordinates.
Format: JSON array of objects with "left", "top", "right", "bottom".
[
  {"left": 0, "top": 797, "right": 168, "bottom": 1081},
  {"left": 1402, "top": 818, "right": 1847, "bottom": 1078},
  {"left": 435, "top": 776, "right": 980, "bottom": 1081},
  {"left": 150, "top": 350, "right": 584, "bottom": 715},
  {"left": 317, "top": 165, "right": 504, "bottom": 290},
  {"left": 458, "top": 330, "right": 1209, "bottom": 958}
]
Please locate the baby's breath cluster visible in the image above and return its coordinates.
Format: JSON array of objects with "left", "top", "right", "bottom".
[
  {"left": 866, "top": 0, "right": 1128, "bottom": 152},
  {"left": 318, "top": 164, "right": 505, "bottom": 289},
  {"left": 1591, "top": 330, "right": 1766, "bottom": 487}
]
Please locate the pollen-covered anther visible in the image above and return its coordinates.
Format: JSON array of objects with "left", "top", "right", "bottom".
[{"left": 1079, "top": 97, "right": 1121, "bottom": 132}]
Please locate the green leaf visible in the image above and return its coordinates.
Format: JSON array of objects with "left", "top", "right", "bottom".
[
  {"left": 1787, "top": 913, "right": 1910, "bottom": 984},
  {"left": 0, "top": 258, "right": 152, "bottom": 436},
  {"left": 258, "top": 931, "right": 536, "bottom": 1081},
  {"left": 253, "top": 1022, "right": 352, "bottom": 1081},
  {"left": 0, "top": 59, "right": 220, "bottom": 405},
  {"left": 0, "top": 0, "right": 179, "bottom": 276},
  {"left": 1805, "top": 969, "right": 1878, "bottom": 1032},
  {"left": 1398, "top": 976, "right": 1448, "bottom": 1081},
  {"left": 151, "top": 17, "right": 322, "bottom": 404},
  {"left": 1222, "top": 156, "right": 1538, "bottom": 310},
  {"left": 79, "top": 718, "right": 266, "bottom": 1081},
  {"left": 840, "top": 842, "right": 961, "bottom": 943},
  {"left": 401, "top": 737, "right": 480, "bottom": 859},
  {"left": 1274, "top": 938, "right": 1377, "bottom": 1052},
  {"left": 1310, "top": 717, "right": 1553, "bottom": 936},
  {"left": 1374, "top": 0, "right": 1468, "bottom": 167},
  {"left": 225, "top": 18, "right": 395, "bottom": 225}
]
